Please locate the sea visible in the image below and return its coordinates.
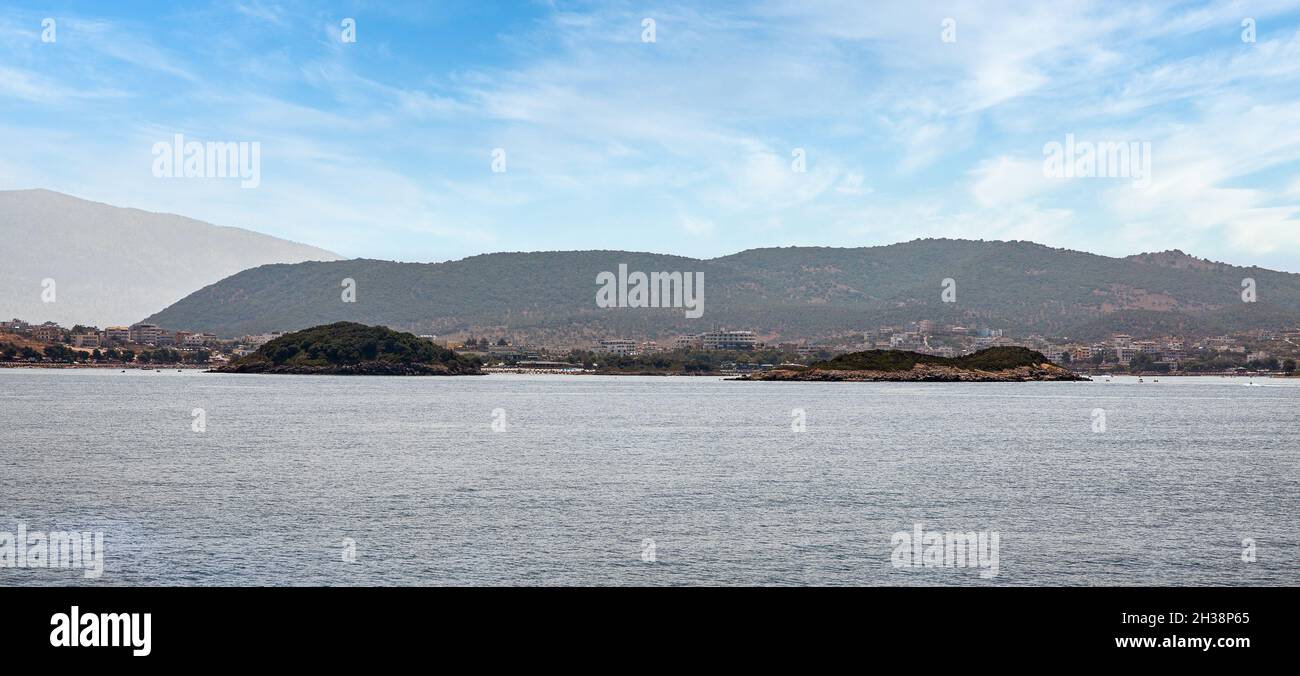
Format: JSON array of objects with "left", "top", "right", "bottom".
[{"left": 1, "top": 369, "right": 1296, "bottom": 586}]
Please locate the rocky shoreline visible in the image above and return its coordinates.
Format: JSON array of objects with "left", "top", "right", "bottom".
[{"left": 737, "top": 362, "right": 1088, "bottom": 382}]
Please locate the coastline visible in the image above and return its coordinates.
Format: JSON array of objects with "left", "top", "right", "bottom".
[
  {"left": 3, "top": 362, "right": 1296, "bottom": 379},
  {"left": 737, "top": 363, "right": 1088, "bottom": 382},
  {"left": 209, "top": 362, "right": 484, "bottom": 376},
  {"left": 0, "top": 362, "right": 208, "bottom": 370}
]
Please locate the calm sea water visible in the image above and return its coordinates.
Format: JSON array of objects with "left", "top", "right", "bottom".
[{"left": 1, "top": 369, "right": 1296, "bottom": 586}]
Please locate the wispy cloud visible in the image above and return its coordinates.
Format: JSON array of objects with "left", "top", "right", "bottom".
[{"left": 0, "top": 0, "right": 1298, "bottom": 268}]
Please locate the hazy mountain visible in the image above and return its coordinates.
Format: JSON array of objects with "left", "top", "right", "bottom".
[
  {"left": 144, "top": 239, "right": 1300, "bottom": 342},
  {"left": 0, "top": 189, "right": 341, "bottom": 327}
]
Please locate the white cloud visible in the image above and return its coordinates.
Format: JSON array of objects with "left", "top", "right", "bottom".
[
  {"left": 679, "top": 214, "right": 715, "bottom": 236},
  {"left": 1100, "top": 99, "right": 1300, "bottom": 256},
  {"left": 3, "top": 0, "right": 1300, "bottom": 269},
  {"left": 835, "top": 172, "right": 870, "bottom": 196},
  {"left": 233, "top": 1, "right": 289, "bottom": 27},
  {"left": 970, "top": 156, "right": 1060, "bottom": 208}
]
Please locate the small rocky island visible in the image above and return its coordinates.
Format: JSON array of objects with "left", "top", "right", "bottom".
[
  {"left": 211, "top": 322, "right": 483, "bottom": 375},
  {"left": 737, "top": 346, "right": 1087, "bottom": 382}
]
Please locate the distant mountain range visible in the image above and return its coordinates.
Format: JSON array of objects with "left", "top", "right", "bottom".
[
  {"left": 143, "top": 239, "right": 1300, "bottom": 342},
  {"left": 0, "top": 189, "right": 341, "bottom": 327}
]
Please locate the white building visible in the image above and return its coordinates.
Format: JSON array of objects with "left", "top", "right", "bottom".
[
  {"left": 889, "top": 332, "right": 924, "bottom": 349},
  {"left": 701, "top": 330, "right": 760, "bottom": 351},
  {"left": 921, "top": 345, "right": 957, "bottom": 358},
  {"left": 183, "top": 333, "right": 217, "bottom": 348},
  {"left": 243, "top": 332, "right": 284, "bottom": 348}
]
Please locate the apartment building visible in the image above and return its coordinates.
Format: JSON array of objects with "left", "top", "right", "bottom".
[
  {"left": 595, "top": 339, "right": 637, "bottom": 355},
  {"left": 129, "top": 323, "right": 164, "bottom": 345},
  {"left": 31, "top": 323, "right": 62, "bottom": 342},
  {"left": 701, "top": 330, "right": 760, "bottom": 351}
]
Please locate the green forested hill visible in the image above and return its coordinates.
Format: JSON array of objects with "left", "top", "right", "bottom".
[{"left": 144, "top": 239, "right": 1300, "bottom": 340}]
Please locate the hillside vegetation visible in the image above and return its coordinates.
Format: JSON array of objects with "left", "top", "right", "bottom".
[{"left": 144, "top": 239, "right": 1300, "bottom": 341}]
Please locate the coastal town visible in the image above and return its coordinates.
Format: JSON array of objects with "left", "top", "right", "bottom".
[{"left": 2, "top": 317, "right": 1297, "bottom": 376}]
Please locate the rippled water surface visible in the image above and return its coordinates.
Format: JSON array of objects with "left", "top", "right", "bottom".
[{"left": 2, "top": 369, "right": 1296, "bottom": 586}]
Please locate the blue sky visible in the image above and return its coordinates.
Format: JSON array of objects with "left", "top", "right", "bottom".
[{"left": 3, "top": 0, "right": 1300, "bottom": 270}]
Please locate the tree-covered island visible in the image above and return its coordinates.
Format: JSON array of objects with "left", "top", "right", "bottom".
[
  {"left": 211, "top": 322, "right": 483, "bottom": 375},
  {"left": 739, "top": 346, "right": 1087, "bottom": 382}
]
